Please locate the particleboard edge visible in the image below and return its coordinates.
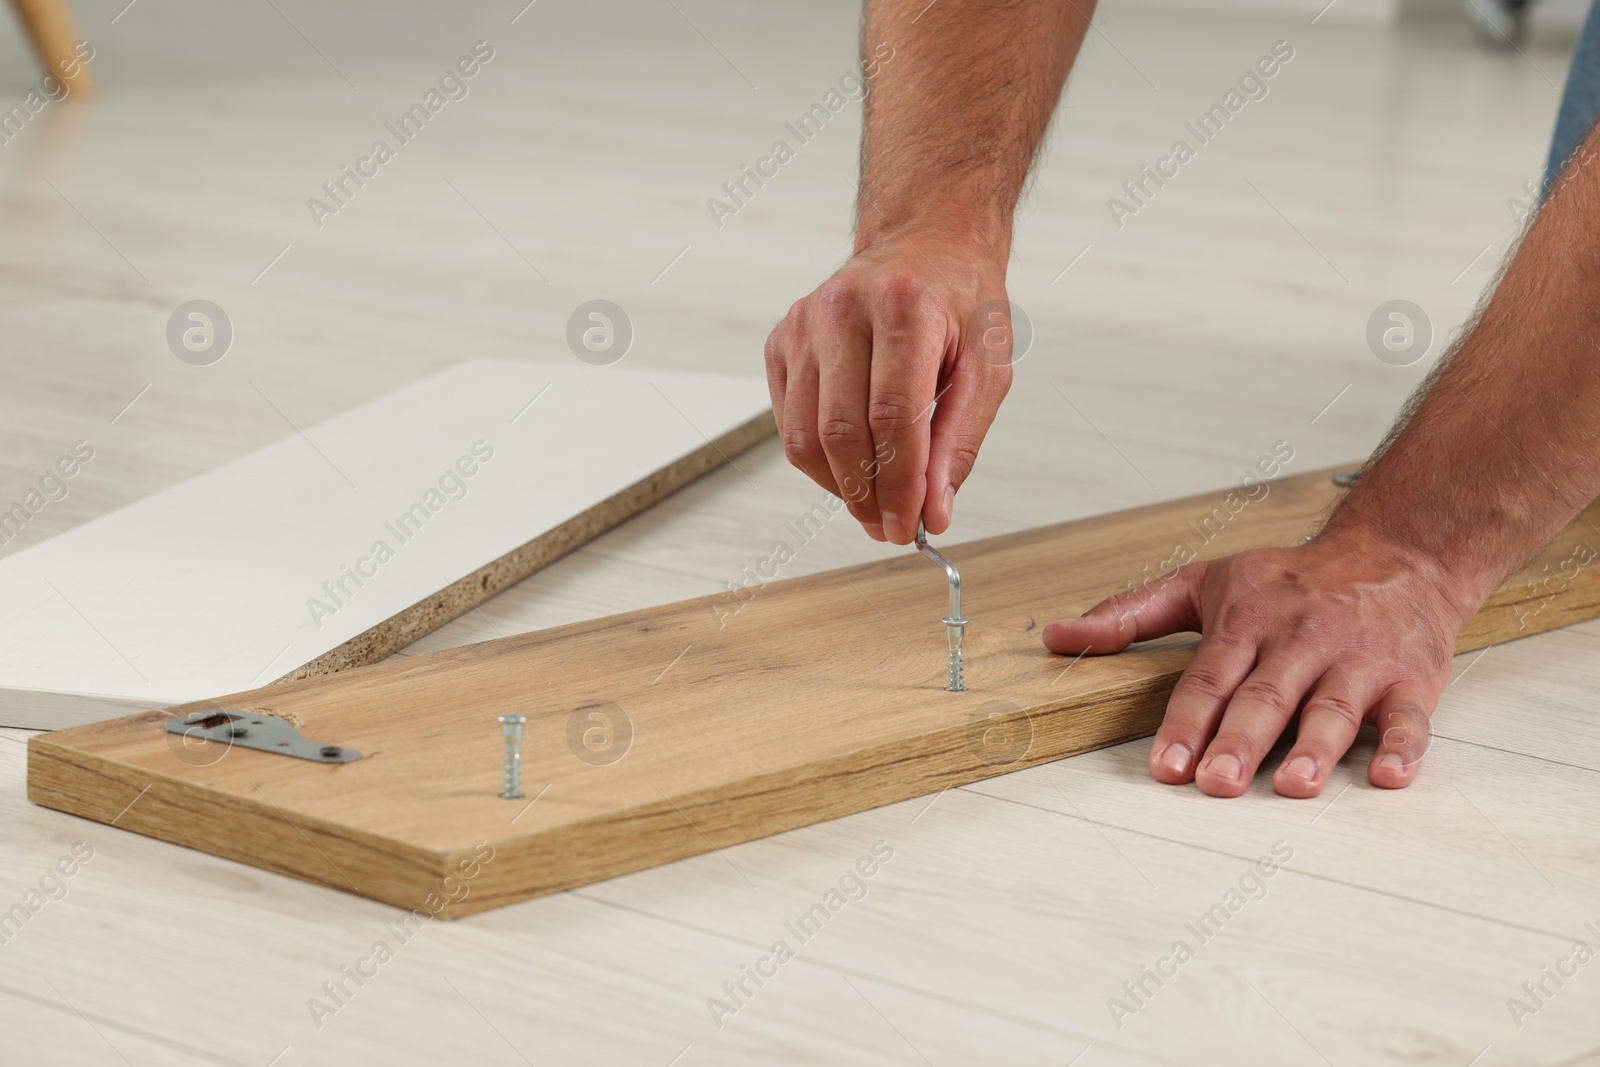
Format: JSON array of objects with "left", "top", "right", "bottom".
[{"left": 274, "top": 410, "right": 776, "bottom": 684}]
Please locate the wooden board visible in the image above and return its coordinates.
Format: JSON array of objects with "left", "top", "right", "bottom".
[
  {"left": 27, "top": 467, "right": 1600, "bottom": 917},
  {"left": 0, "top": 358, "right": 773, "bottom": 729}
]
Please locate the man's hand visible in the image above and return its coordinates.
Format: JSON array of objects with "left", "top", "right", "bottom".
[
  {"left": 764, "top": 239, "right": 1012, "bottom": 544},
  {"left": 1034, "top": 115, "right": 1600, "bottom": 801},
  {"left": 1041, "top": 531, "right": 1478, "bottom": 798},
  {"left": 768, "top": 0, "right": 1089, "bottom": 542}
]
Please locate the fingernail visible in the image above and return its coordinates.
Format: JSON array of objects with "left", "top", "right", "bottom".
[
  {"left": 1155, "top": 742, "right": 1191, "bottom": 776},
  {"left": 943, "top": 485, "right": 955, "bottom": 519},
  {"left": 881, "top": 510, "right": 902, "bottom": 542},
  {"left": 1203, "top": 753, "right": 1242, "bottom": 781},
  {"left": 1377, "top": 752, "right": 1406, "bottom": 770},
  {"left": 1281, "top": 755, "right": 1318, "bottom": 781}
]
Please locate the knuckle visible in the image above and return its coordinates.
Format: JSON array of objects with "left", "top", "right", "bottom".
[
  {"left": 1172, "top": 664, "right": 1234, "bottom": 703},
  {"left": 1217, "top": 599, "right": 1271, "bottom": 637},
  {"left": 816, "top": 278, "right": 859, "bottom": 327},
  {"left": 1307, "top": 693, "right": 1363, "bottom": 731},
  {"left": 1291, "top": 614, "right": 1340, "bottom": 647},
  {"left": 943, "top": 436, "right": 982, "bottom": 481},
  {"left": 1381, "top": 713, "right": 1431, "bottom": 753},
  {"left": 867, "top": 390, "right": 923, "bottom": 437},
  {"left": 1385, "top": 698, "right": 1431, "bottom": 723},
  {"left": 874, "top": 269, "right": 929, "bottom": 321},
  {"left": 781, "top": 428, "right": 820, "bottom": 466},
  {"left": 819, "top": 417, "right": 869, "bottom": 451},
  {"left": 785, "top": 296, "right": 814, "bottom": 332},
  {"left": 763, "top": 328, "right": 786, "bottom": 370},
  {"left": 1233, "top": 676, "right": 1293, "bottom": 711}
]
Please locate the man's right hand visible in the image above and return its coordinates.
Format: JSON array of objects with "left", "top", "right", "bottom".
[{"left": 763, "top": 238, "right": 1014, "bottom": 544}]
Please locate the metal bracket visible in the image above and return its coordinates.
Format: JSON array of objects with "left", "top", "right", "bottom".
[{"left": 163, "top": 710, "right": 361, "bottom": 763}]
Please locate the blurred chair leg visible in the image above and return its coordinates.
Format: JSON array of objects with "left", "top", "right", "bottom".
[{"left": 10, "top": 0, "right": 95, "bottom": 96}]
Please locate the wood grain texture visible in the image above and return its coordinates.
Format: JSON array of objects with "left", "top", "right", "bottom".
[{"left": 28, "top": 466, "right": 1600, "bottom": 917}]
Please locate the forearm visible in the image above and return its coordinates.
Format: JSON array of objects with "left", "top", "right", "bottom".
[
  {"left": 1324, "top": 126, "right": 1600, "bottom": 618},
  {"left": 855, "top": 0, "right": 1091, "bottom": 260}
]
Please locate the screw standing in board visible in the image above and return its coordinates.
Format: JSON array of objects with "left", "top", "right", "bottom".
[
  {"left": 498, "top": 714, "right": 527, "bottom": 799},
  {"left": 915, "top": 520, "right": 968, "bottom": 692}
]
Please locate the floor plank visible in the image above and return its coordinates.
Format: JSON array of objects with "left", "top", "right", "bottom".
[{"left": 1, "top": 0, "right": 1594, "bottom": 1063}]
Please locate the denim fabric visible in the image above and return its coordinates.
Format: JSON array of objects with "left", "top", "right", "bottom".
[{"left": 1548, "top": 0, "right": 1600, "bottom": 186}]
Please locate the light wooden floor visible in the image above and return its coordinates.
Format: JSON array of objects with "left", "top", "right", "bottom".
[{"left": 2, "top": 0, "right": 1596, "bottom": 1063}]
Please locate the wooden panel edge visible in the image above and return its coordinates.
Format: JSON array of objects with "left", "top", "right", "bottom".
[
  {"left": 450, "top": 676, "right": 1181, "bottom": 916},
  {"left": 1459, "top": 541, "right": 1600, "bottom": 650},
  {"left": 25, "top": 734, "right": 453, "bottom": 912},
  {"left": 275, "top": 409, "right": 776, "bottom": 684}
]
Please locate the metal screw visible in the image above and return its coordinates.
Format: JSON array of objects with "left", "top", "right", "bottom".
[
  {"left": 320, "top": 745, "right": 342, "bottom": 758},
  {"left": 915, "top": 520, "right": 968, "bottom": 692},
  {"left": 497, "top": 714, "right": 527, "bottom": 799}
]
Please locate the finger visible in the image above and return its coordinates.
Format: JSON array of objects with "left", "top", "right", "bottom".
[
  {"left": 1195, "top": 643, "right": 1331, "bottom": 798},
  {"left": 763, "top": 321, "right": 789, "bottom": 433},
  {"left": 1140, "top": 581, "right": 1275, "bottom": 786},
  {"left": 779, "top": 354, "right": 840, "bottom": 497},
  {"left": 922, "top": 357, "right": 1010, "bottom": 535},
  {"left": 1368, "top": 684, "right": 1433, "bottom": 789},
  {"left": 815, "top": 313, "right": 883, "bottom": 540},
  {"left": 1272, "top": 667, "right": 1372, "bottom": 799},
  {"left": 1041, "top": 563, "right": 1206, "bottom": 656},
  {"left": 1145, "top": 624, "right": 1261, "bottom": 786},
  {"left": 866, "top": 284, "right": 945, "bottom": 545}
]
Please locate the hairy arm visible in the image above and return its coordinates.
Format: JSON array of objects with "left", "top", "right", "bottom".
[
  {"left": 1044, "top": 125, "right": 1600, "bottom": 798},
  {"left": 766, "top": 0, "right": 1092, "bottom": 543},
  {"left": 1325, "top": 143, "right": 1600, "bottom": 606},
  {"left": 855, "top": 0, "right": 1087, "bottom": 258}
]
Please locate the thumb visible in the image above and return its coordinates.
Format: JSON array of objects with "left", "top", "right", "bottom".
[{"left": 1042, "top": 562, "right": 1207, "bottom": 656}]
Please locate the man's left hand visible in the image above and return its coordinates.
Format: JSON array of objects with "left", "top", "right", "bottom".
[{"left": 1041, "top": 532, "right": 1475, "bottom": 798}]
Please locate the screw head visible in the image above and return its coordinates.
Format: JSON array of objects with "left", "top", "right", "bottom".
[{"left": 320, "top": 745, "right": 342, "bottom": 758}]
